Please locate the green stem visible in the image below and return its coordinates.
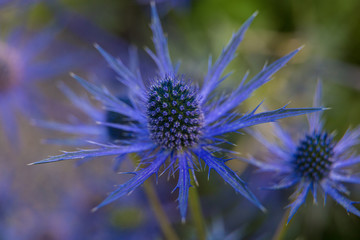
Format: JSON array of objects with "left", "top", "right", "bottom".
[
  {"left": 143, "top": 180, "right": 180, "bottom": 240},
  {"left": 272, "top": 209, "right": 290, "bottom": 240},
  {"left": 189, "top": 176, "right": 206, "bottom": 240},
  {"left": 130, "top": 155, "right": 179, "bottom": 240}
]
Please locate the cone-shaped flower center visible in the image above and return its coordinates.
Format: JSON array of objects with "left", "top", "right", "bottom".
[
  {"left": 147, "top": 76, "right": 203, "bottom": 150},
  {"left": 293, "top": 131, "right": 334, "bottom": 181}
]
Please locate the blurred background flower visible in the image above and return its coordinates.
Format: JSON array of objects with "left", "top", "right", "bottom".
[
  {"left": 0, "top": 24, "right": 89, "bottom": 147},
  {"left": 243, "top": 81, "right": 360, "bottom": 222}
]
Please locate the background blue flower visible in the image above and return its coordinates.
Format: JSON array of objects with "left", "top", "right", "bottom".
[
  {"left": 244, "top": 80, "right": 360, "bottom": 222},
  {"left": 0, "top": 25, "right": 87, "bottom": 145}
]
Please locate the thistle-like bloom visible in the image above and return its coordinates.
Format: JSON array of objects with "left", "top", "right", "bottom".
[
  {"left": 0, "top": 27, "right": 84, "bottom": 144},
  {"left": 32, "top": 4, "right": 320, "bottom": 220},
  {"left": 244, "top": 81, "right": 360, "bottom": 222}
]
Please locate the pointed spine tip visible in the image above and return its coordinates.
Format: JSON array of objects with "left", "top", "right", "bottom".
[
  {"left": 91, "top": 207, "right": 98, "bottom": 213},
  {"left": 260, "top": 205, "right": 267, "bottom": 213},
  {"left": 298, "top": 45, "right": 305, "bottom": 51},
  {"left": 150, "top": 1, "right": 157, "bottom": 15},
  {"left": 286, "top": 217, "right": 292, "bottom": 225},
  {"left": 69, "top": 72, "right": 76, "bottom": 78},
  {"left": 181, "top": 217, "right": 186, "bottom": 224},
  {"left": 252, "top": 11, "right": 259, "bottom": 17}
]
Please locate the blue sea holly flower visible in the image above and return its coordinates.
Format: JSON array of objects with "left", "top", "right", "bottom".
[
  {"left": 32, "top": 4, "right": 321, "bottom": 221},
  {"left": 243, "top": 81, "right": 360, "bottom": 223}
]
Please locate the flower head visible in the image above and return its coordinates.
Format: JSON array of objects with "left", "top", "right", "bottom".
[
  {"left": 32, "top": 4, "right": 320, "bottom": 221},
  {"left": 244, "top": 81, "right": 360, "bottom": 222}
]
